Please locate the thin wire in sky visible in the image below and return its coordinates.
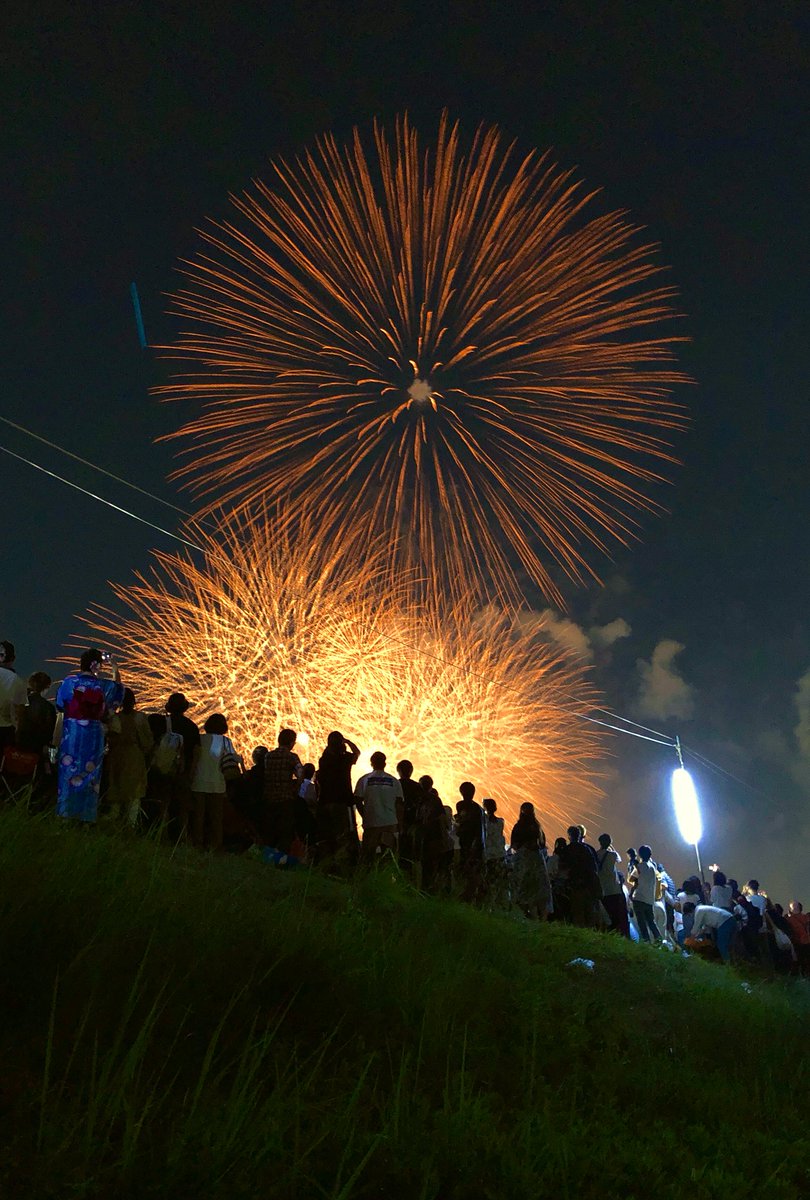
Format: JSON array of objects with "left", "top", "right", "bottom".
[
  {"left": 0, "top": 415, "right": 196, "bottom": 519},
  {"left": 0, "top": 443, "right": 202, "bottom": 552}
]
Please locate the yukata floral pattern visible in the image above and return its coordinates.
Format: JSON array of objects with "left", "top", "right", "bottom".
[{"left": 55, "top": 672, "right": 125, "bottom": 821}]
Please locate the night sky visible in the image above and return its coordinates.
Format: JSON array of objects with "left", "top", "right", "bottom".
[{"left": 3, "top": 3, "right": 808, "bottom": 897}]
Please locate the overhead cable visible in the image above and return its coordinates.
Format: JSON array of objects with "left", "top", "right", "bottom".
[
  {"left": 0, "top": 415, "right": 196, "bottom": 519},
  {"left": 0, "top": 444, "right": 202, "bottom": 552}
]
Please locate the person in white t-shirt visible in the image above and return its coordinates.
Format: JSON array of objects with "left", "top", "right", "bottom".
[
  {"left": 745, "top": 880, "right": 768, "bottom": 922},
  {"left": 685, "top": 902, "right": 737, "bottom": 962},
  {"left": 190, "top": 712, "right": 236, "bottom": 851},
  {"left": 0, "top": 640, "right": 28, "bottom": 751},
  {"left": 628, "top": 844, "right": 662, "bottom": 944},
  {"left": 675, "top": 877, "right": 703, "bottom": 943},
  {"left": 709, "top": 870, "right": 734, "bottom": 911},
  {"left": 597, "top": 833, "right": 629, "bottom": 936},
  {"left": 354, "top": 750, "right": 403, "bottom": 860}
]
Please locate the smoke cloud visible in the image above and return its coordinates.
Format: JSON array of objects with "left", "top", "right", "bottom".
[
  {"left": 635, "top": 639, "right": 695, "bottom": 722},
  {"left": 590, "top": 617, "right": 632, "bottom": 650},
  {"left": 520, "top": 609, "right": 632, "bottom": 662}
]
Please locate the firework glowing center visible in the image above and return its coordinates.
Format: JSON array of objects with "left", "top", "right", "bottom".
[{"left": 406, "top": 376, "right": 436, "bottom": 410}]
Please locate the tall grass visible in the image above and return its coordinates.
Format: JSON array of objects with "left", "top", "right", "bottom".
[{"left": 0, "top": 806, "right": 808, "bottom": 1198}]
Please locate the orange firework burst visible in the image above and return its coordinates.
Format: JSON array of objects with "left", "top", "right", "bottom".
[
  {"left": 161, "top": 113, "right": 688, "bottom": 607},
  {"left": 80, "top": 513, "right": 604, "bottom": 830}
]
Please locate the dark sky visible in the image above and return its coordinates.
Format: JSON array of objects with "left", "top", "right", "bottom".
[{"left": 3, "top": 2, "right": 808, "bottom": 897}]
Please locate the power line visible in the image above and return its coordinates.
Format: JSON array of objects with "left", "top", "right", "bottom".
[
  {"left": 555, "top": 692, "right": 672, "bottom": 741},
  {"left": 587, "top": 707, "right": 671, "bottom": 741},
  {"left": 0, "top": 444, "right": 203, "bottom": 552},
  {"left": 577, "top": 715, "right": 674, "bottom": 746},
  {"left": 0, "top": 415, "right": 196, "bottom": 520},
  {"left": 681, "top": 743, "right": 770, "bottom": 799}
]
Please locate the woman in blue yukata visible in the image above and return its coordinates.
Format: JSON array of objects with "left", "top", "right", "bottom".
[{"left": 55, "top": 647, "right": 125, "bottom": 822}]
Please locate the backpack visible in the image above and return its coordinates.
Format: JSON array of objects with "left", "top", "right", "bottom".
[
  {"left": 219, "top": 738, "right": 242, "bottom": 782},
  {"left": 738, "top": 895, "right": 762, "bottom": 934},
  {"left": 152, "top": 716, "right": 184, "bottom": 777}
]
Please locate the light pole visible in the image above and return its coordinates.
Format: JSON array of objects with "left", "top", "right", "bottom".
[{"left": 671, "top": 736, "right": 704, "bottom": 881}]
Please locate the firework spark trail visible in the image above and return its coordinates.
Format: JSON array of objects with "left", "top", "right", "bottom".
[
  {"left": 159, "top": 113, "right": 688, "bottom": 607},
  {"left": 79, "top": 512, "right": 604, "bottom": 830}
]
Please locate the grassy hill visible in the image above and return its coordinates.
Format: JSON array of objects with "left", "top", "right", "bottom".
[{"left": 0, "top": 808, "right": 808, "bottom": 1199}]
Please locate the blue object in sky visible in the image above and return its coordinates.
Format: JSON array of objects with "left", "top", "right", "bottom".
[{"left": 130, "top": 281, "right": 147, "bottom": 349}]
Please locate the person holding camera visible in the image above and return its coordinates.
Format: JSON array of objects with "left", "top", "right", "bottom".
[
  {"left": 54, "top": 648, "right": 124, "bottom": 823},
  {"left": 315, "top": 730, "right": 361, "bottom": 862}
]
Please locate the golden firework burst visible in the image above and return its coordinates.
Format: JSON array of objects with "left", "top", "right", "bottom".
[
  {"left": 80, "top": 512, "right": 604, "bottom": 830},
  {"left": 160, "top": 112, "right": 688, "bottom": 606}
]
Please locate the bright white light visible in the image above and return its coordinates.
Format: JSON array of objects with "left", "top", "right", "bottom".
[{"left": 672, "top": 767, "right": 702, "bottom": 846}]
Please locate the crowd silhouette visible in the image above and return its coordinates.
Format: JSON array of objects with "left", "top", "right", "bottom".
[{"left": 1, "top": 642, "right": 808, "bottom": 974}]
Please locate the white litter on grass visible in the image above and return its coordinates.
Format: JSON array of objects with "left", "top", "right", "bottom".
[
  {"left": 567, "top": 958, "right": 595, "bottom": 970},
  {"left": 740, "top": 982, "right": 753, "bottom": 994}
]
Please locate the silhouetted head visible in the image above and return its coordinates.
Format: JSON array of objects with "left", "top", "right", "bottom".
[
  {"left": 419, "top": 774, "right": 433, "bottom": 792},
  {"left": 712, "top": 869, "right": 727, "bottom": 887},
  {"left": 252, "top": 746, "right": 268, "bottom": 765},
  {"left": 80, "top": 647, "right": 103, "bottom": 674},
  {"left": 598, "top": 833, "right": 611, "bottom": 850},
  {"left": 553, "top": 837, "right": 567, "bottom": 855},
  {"left": 326, "top": 730, "right": 345, "bottom": 751},
  {"left": 482, "top": 797, "right": 497, "bottom": 815},
  {"left": 122, "top": 688, "right": 136, "bottom": 713},
  {"left": 302, "top": 762, "right": 315, "bottom": 779},
  {"left": 459, "top": 781, "right": 476, "bottom": 801},
  {"left": 397, "top": 759, "right": 414, "bottom": 779},
  {"left": 638, "top": 844, "right": 653, "bottom": 862},
  {"left": 27, "top": 671, "right": 51, "bottom": 694},
  {"left": 747, "top": 879, "right": 760, "bottom": 893},
  {"left": 567, "top": 825, "right": 581, "bottom": 843},
  {"left": 278, "top": 728, "right": 296, "bottom": 749},
  {"left": 370, "top": 751, "right": 386, "bottom": 770},
  {"left": 166, "top": 692, "right": 190, "bottom": 714},
  {"left": 0, "top": 640, "right": 16, "bottom": 666},
  {"left": 205, "top": 713, "right": 228, "bottom": 735},
  {"left": 520, "top": 802, "right": 535, "bottom": 818}
]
